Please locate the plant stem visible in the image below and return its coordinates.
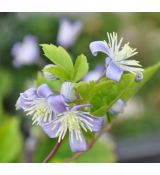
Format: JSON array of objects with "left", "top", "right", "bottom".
[
  {"left": 43, "top": 140, "right": 63, "bottom": 163},
  {"left": 64, "top": 124, "right": 112, "bottom": 163}
]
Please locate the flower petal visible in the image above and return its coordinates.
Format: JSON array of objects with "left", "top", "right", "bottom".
[
  {"left": 48, "top": 95, "right": 68, "bottom": 113},
  {"left": 16, "top": 88, "right": 37, "bottom": 110},
  {"left": 69, "top": 129, "right": 87, "bottom": 152},
  {"left": 116, "top": 63, "right": 144, "bottom": 73},
  {"left": 40, "top": 121, "right": 61, "bottom": 138},
  {"left": 37, "top": 84, "right": 54, "bottom": 98},
  {"left": 89, "top": 41, "right": 110, "bottom": 56},
  {"left": 71, "top": 104, "right": 91, "bottom": 111},
  {"left": 16, "top": 97, "right": 30, "bottom": 110},
  {"left": 79, "top": 113, "right": 105, "bottom": 132},
  {"left": 21, "top": 88, "right": 37, "bottom": 100},
  {"left": 106, "top": 61, "right": 124, "bottom": 82}
]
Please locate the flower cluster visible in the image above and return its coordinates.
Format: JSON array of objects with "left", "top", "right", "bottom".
[
  {"left": 16, "top": 83, "right": 105, "bottom": 152},
  {"left": 16, "top": 32, "right": 143, "bottom": 153}
]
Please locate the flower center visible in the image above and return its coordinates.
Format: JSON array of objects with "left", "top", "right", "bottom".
[
  {"left": 54, "top": 111, "right": 94, "bottom": 143},
  {"left": 65, "top": 111, "right": 80, "bottom": 131},
  {"left": 26, "top": 98, "right": 54, "bottom": 124}
]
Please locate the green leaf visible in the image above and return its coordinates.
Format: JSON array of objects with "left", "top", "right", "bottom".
[
  {"left": 0, "top": 118, "right": 23, "bottom": 162},
  {"left": 73, "top": 54, "right": 89, "bottom": 82},
  {"left": 75, "top": 81, "right": 97, "bottom": 102},
  {"left": 43, "top": 65, "right": 71, "bottom": 81},
  {"left": 41, "top": 44, "right": 74, "bottom": 78},
  {"left": 122, "top": 62, "right": 160, "bottom": 100},
  {"left": 91, "top": 63, "right": 160, "bottom": 116}
]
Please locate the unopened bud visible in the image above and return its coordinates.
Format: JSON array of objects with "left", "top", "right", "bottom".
[{"left": 61, "top": 82, "right": 76, "bottom": 102}]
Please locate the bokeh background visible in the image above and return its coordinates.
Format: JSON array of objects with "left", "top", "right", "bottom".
[{"left": 0, "top": 12, "right": 160, "bottom": 163}]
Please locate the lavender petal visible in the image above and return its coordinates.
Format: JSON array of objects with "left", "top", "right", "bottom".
[
  {"left": 106, "top": 61, "right": 124, "bottom": 82},
  {"left": 48, "top": 95, "right": 68, "bottom": 113},
  {"left": 89, "top": 41, "right": 110, "bottom": 56},
  {"left": 16, "top": 88, "right": 37, "bottom": 110},
  {"left": 40, "top": 121, "right": 61, "bottom": 138},
  {"left": 71, "top": 104, "right": 91, "bottom": 111},
  {"left": 37, "top": 84, "right": 54, "bottom": 98},
  {"left": 79, "top": 113, "right": 105, "bottom": 132},
  {"left": 69, "top": 130, "right": 87, "bottom": 152}
]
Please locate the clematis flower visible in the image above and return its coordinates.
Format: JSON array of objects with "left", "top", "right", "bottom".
[
  {"left": 57, "top": 18, "right": 83, "bottom": 49},
  {"left": 109, "top": 99, "right": 126, "bottom": 115},
  {"left": 89, "top": 32, "right": 144, "bottom": 82},
  {"left": 40, "top": 104, "right": 105, "bottom": 152},
  {"left": 16, "top": 84, "right": 68, "bottom": 125},
  {"left": 11, "top": 35, "right": 40, "bottom": 67},
  {"left": 84, "top": 65, "right": 104, "bottom": 81}
]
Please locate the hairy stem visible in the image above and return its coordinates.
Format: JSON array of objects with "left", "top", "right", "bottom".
[
  {"left": 43, "top": 140, "right": 63, "bottom": 163},
  {"left": 64, "top": 124, "right": 112, "bottom": 163}
]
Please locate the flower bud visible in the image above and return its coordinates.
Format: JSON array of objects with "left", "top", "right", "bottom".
[
  {"left": 60, "top": 82, "right": 76, "bottom": 102},
  {"left": 135, "top": 71, "right": 143, "bottom": 82},
  {"left": 43, "top": 64, "right": 56, "bottom": 80}
]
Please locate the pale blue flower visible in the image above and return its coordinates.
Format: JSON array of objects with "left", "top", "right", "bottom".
[
  {"left": 57, "top": 18, "right": 83, "bottom": 48},
  {"left": 40, "top": 104, "right": 105, "bottom": 152},
  {"left": 16, "top": 84, "right": 68, "bottom": 124},
  {"left": 16, "top": 83, "right": 105, "bottom": 152},
  {"left": 89, "top": 32, "right": 144, "bottom": 82},
  {"left": 11, "top": 35, "right": 40, "bottom": 67}
]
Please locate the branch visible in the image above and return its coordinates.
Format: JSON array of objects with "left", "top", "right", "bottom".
[
  {"left": 43, "top": 140, "right": 63, "bottom": 163},
  {"left": 64, "top": 124, "right": 112, "bottom": 163}
]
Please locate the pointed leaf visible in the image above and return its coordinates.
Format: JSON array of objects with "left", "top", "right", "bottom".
[
  {"left": 91, "top": 63, "right": 160, "bottom": 116},
  {"left": 43, "top": 64, "right": 71, "bottom": 81},
  {"left": 73, "top": 54, "right": 89, "bottom": 82},
  {"left": 41, "top": 44, "right": 74, "bottom": 78}
]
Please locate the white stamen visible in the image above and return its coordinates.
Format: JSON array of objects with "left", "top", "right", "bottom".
[{"left": 25, "top": 98, "right": 55, "bottom": 125}]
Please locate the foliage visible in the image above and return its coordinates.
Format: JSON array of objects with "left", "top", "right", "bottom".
[{"left": 0, "top": 117, "right": 23, "bottom": 162}]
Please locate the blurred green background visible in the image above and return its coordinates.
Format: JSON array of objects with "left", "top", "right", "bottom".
[{"left": 0, "top": 13, "right": 160, "bottom": 163}]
